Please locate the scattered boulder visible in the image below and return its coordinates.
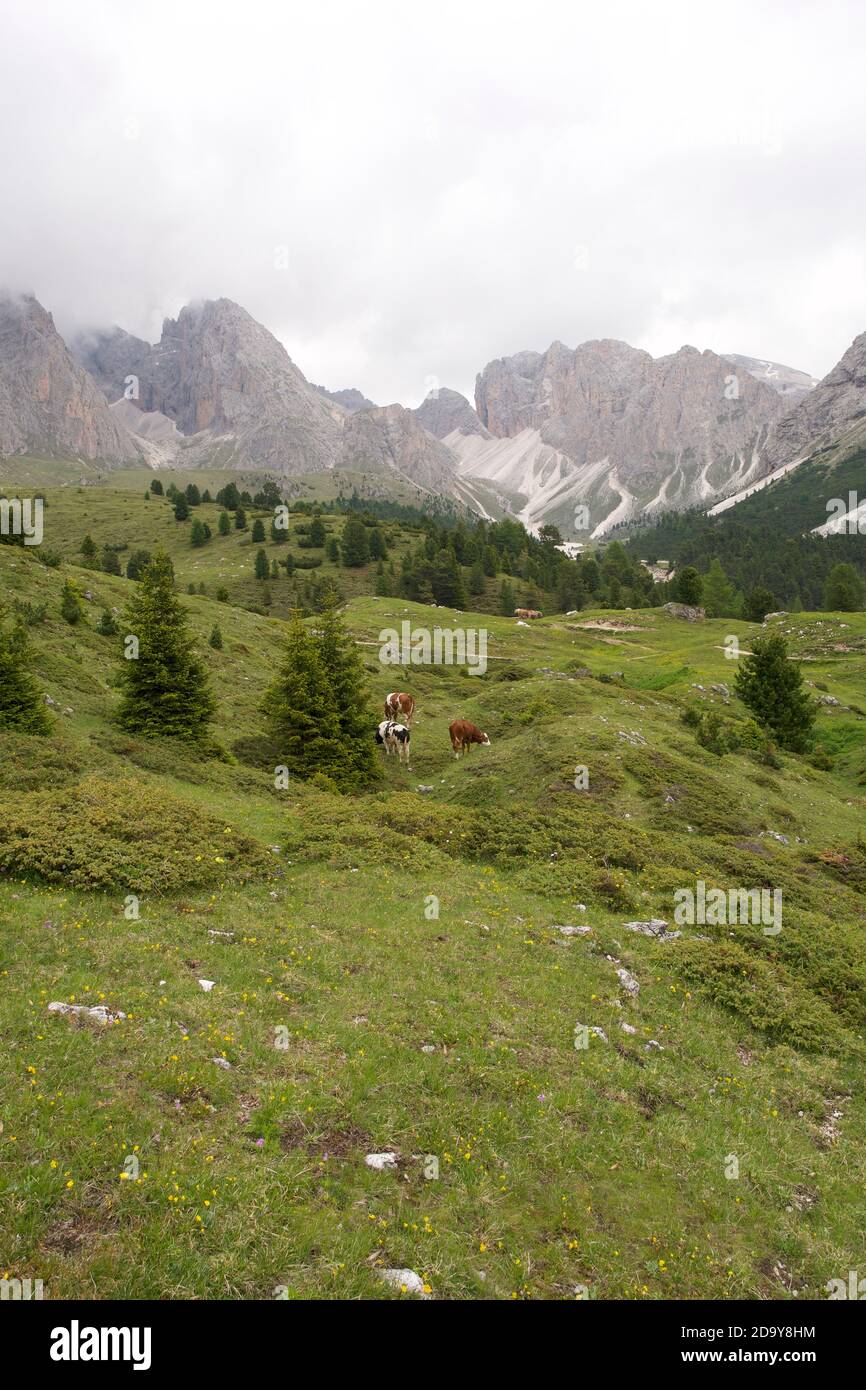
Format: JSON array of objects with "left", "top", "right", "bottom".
[
  {"left": 48, "top": 1001, "right": 125, "bottom": 1025},
  {"left": 551, "top": 924, "right": 592, "bottom": 936},
  {"left": 620, "top": 1022, "right": 637, "bottom": 1035},
  {"left": 416, "top": 785, "right": 435, "bottom": 793},
  {"left": 624, "top": 919, "right": 680, "bottom": 940},
  {"left": 212, "top": 1056, "right": 231, "bottom": 1069},
  {"left": 663, "top": 603, "right": 705, "bottom": 621},
  {"left": 197, "top": 978, "right": 215, "bottom": 992},
  {"left": 616, "top": 967, "right": 640, "bottom": 997},
  {"left": 365, "top": 1152, "right": 399, "bottom": 1171},
  {"left": 376, "top": 1268, "right": 430, "bottom": 1298}
]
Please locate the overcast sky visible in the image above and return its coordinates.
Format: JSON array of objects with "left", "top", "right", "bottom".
[{"left": 2, "top": 0, "right": 865, "bottom": 406}]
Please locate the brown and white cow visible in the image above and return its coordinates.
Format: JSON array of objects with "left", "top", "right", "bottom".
[
  {"left": 385, "top": 691, "right": 415, "bottom": 726},
  {"left": 514, "top": 608, "right": 543, "bottom": 619},
  {"left": 449, "top": 719, "right": 491, "bottom": 758}
]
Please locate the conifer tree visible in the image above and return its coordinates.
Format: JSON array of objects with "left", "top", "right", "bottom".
[
  {"left": 174, "top": 495, "right": 189, "bottom": 522},
  {"left": 127, "top": 549, "right": 152, "bottom": 580},
  {"left": 674, "top": 566, "right": 703, "bottom": 606},
  {"left": 262, "top": 612, "right": 344, "bottom": 783},
  {"left": 340, "top": 515, "right": 369, "bottom": 566},
  {"left": 745, "top": 586, "right": 776, "bottom": 622},
  {"left": 0, "top": 602, "right": 51, "bottom": 733},
  {"left": 252, "top": 518, "right": 266, "bottom": 543},
  {"left": 97, "top": 608, "right": 118, "bottom": 636},
  {"left": 116, "top": 550, "right": 216, "bottom": 743},
  {"left": 218, "top": 510, "right": 231, "bottom": 536},
  {"left": 823, "top": 563, "right": 864, "bottom": 612},
  {"left": 209, "top": 624, "right": 222, "bottom": 649},
  {"left": 80, "top": 533, "right": 98, "bottom": 566},
  {"left": 499, "top": 579, "right": 516, "bottom": 615},
  {"left": 701, "top": 558, "right": 738, "bottom": 618},
  {"left": 235, "top": 506, "right": 247, "bottom": 530},
  {"left": 255, "top": 548, "right": 269, "bottom": 580},
  {"left": 734, "top": 632, "right": 814, "bottom": 753},
  {"left": 61, "top": 579, "right": 84, "bottom": 625},
  {"left": 317, "top": 604, "right": 378, "bottom": 788}
]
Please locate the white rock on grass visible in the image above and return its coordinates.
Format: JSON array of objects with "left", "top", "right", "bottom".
[
  {"left": 377, "top": 1268, "right": 430, "bottom": 1298},
  {"left": 365, "top": 1152, "right": 399, "bottom": 1171},
  {"left": 620, "top": 1022, "right": 637, "bottom": 1035},
  {"left": 624, "top": 919, "right": 680, "bottom": 940},
  {"left": 198, "top": 979, "right": 215, "bottom": 992},
  {"left": 552, "top": 924, "right": 592, "bottom": 936},
  {"left": 212, "top": 1056, "right": 231, "bottom": 1069},
  {"left": 616, "top": 968, "right": 640, "bottom": 997},
  {"left": 48, "top": 1002, "right": 125, "bottom": 1025}
]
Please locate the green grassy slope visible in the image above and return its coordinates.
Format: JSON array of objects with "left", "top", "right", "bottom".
[{"left": 1, "top": 546, "right": 865, "bottom": 1300}]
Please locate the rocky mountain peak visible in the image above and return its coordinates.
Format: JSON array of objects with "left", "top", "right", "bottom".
[
  {"left": 0, "top": 292, "right": 139, "bottom": 462},
  {"left": 413, "top": 387, "right": 490, "bottom": 440},
  {"left": 762, "top": 330, "right": 866, "bottom": 469}
]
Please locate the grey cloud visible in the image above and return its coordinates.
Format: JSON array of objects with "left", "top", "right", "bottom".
[{"left": 2, "top": 0, "right": 865, "bottom": 407}]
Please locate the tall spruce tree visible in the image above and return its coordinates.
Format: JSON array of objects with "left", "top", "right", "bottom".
[
  {"left": 116, "top": 550, "right": 216, "bottom": 743},
  {"left": 262, "top": 612, "right": 344, "bottom": 784},
  {"left": 341, "top": 515, "right": 369, "bottom": 567},
  {"left": 701, "top": 558, "right": 738, "bottom": 618},
  {"left": 0, "top": 603, "right": 51, "bottom": 733},
  {"left": 734, "top": 632, "right": 814, "bottom": 753},
  {"left": 317, "top": 605, "right": 378, "bottom": 789}
]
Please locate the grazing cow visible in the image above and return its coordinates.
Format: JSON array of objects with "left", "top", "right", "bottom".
[
  {"left": 449, "top": 719, "right": 491, "bottom": 758},
  {"left": 514, "top": 608, "right": 543, "bottom": 619},
  {"left": 384, "top": 691, "right": 415, "bottom": 726},
  {"left": 375, "top": 719, "right": 411, "bottom": 766}
]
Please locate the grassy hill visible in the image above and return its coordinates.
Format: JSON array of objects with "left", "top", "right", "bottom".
[{"left": 1, "top": 540, "right": 866, "bottom": 1301}]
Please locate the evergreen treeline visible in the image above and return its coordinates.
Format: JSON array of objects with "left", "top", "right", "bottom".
[{"left": 626, "top": 505, "right": 866, "bottom": 610}]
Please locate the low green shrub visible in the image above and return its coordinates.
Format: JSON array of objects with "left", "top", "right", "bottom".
[
  {"left": 672, "top": 938, "right": 847, "bottom": 1051},
  {"left": 0, "top": 774, "right": 271, "bottom": 892}
]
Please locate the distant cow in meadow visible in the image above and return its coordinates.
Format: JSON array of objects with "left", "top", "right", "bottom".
[
  {"left": 449, "top": 719, "right": 491, "bottom": 758},
  {"left": 376, "top": 719, "right": 411, "bottom": 766},
  {"left": 384, "top": 691, "right": 415, "bottom": 726},
  {"left": 514, "top": 608, "right": 543, "bottom": 619}
]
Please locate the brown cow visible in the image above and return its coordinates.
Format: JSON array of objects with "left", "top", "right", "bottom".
[
  {"left": 449, "top": 719, "right": 491, "bottom": 758},
  {"left": 385, "top": 691, "right": 415, "bottom": 726},
  {"left": 514, "top": 608, "right": 543, "bottom": 619}
]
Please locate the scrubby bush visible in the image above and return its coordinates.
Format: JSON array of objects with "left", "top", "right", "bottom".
[
  {"left": 0, "top": 775, "right": 271, "bottom": 892},
  {"left": 672, "top": 938, "right": 847, "bottom": 1051}
]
